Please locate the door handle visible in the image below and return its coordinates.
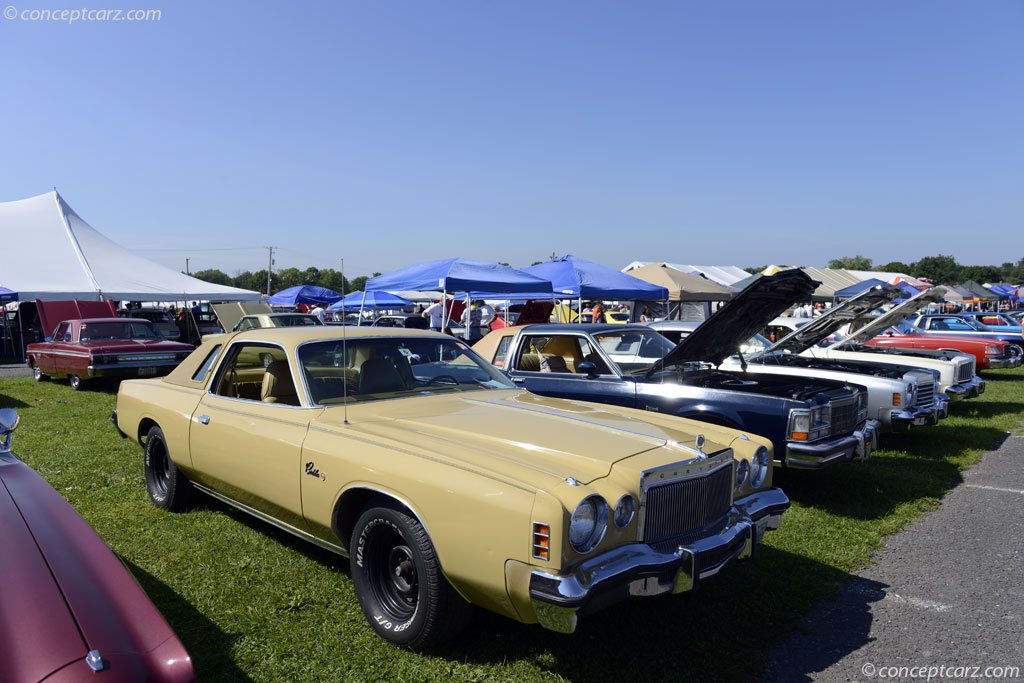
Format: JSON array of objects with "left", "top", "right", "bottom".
[
  {"left": 510, "top": 376, "right": 525, "bottom": 383},
  {"left": 198, "top": 415, "right": 210, "bottom": 425}
]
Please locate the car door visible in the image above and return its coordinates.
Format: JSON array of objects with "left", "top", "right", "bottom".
[
  {"left": 38, "top": 322, "right": 70, "bottom": 374},
  {"left": 505, "top": 333, "right": 638, "bottom": 408},
  {"left": 189, "top": 341, "right": 316, "bottom": 532}
]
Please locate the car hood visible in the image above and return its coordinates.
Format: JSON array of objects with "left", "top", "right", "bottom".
[
  {"left": 832, "top": 287, "right": 947, "bottom": 348},
  {"left": 761, "top": 284, "right": 902, "bottom": 356},
  {"left": 332, "top": 390, "right": 728, "bottom": 487},
  {"left": 0, "top": 461, "right": 89, "bottom": 682},
  {"left": 649, "top": 269, "right": 817, "bottom": 374},
  {"left": 212, "top": 302, "right": 272, "bottom": 332}
]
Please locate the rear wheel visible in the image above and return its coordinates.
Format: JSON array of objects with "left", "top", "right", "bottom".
[
  {"left": 68, "top": 374, "right": 82, "bottom": 391},
  {"left": 144, "top": 425, "right": 193, "bottom": 511},
  {"left": 351, "top": 503, "right": 472, "bottom": 649}
]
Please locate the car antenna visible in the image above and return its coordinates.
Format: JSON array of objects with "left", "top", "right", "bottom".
[{"left": 341, "top": 258, "right": 349, "bottom": 426}]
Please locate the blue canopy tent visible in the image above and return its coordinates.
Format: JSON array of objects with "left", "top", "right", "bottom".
[
  {"left": 0, "top": 287, "right": 17, "bottom": 302},
  {"left": 521, "top": 255, "right": 668, "bottom": 321},
  {"left": 891, "top": 281, "right": 927, "bottom": 304},
  {"left": 834, "top": 278, "right": 890, "bottom": 299},
  {"left": 987, "top": 284, "right": 1019, "bottom": 302},
  {"left": 365, "top": 258, "right": 554, "bottom": 332},
  {"left": 329, "top": 291, "right": 412, "bottom": 310},
  {"left": 267, "top": 285, "right": 344, "bottom": 306}
]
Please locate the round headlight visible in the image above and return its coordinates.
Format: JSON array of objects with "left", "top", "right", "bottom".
[
  {"left": 613, "top": 495, "right": 636, "bottom": 528},
  {"left": 750, "top": 446, "right": 770, "bottom": 488},
  {"left": 735, "top": 459, "right": 750, "bottom": 487},
  {"left": 569, "top": 495, "right": 608, "bottom": 553}
]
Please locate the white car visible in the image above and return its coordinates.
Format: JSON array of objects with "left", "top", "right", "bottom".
[
  {"left": 649, "top": 321, "right": 947, "bottom": 434},
  {"left": 765, "top": 286, "right": 983, "bottom": 401}
]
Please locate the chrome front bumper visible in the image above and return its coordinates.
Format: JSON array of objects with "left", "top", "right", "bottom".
[
  {"left": 944, "top": 376, "right": 985, "bottom": 401},
  {"left": 527, "top": 487, "right": 790, "bottom": 634},
  {"left": 988, "top": 355, "right": 1022, "bottom": 369},
  {"left": 890, "top": 404, "right": 940, "bottom": 432},
  {"left": 784, "top": 419, "right": 880, "bottom": 469}
]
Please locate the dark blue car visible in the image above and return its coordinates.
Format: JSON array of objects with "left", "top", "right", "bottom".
[{"left": 474, "top": 272, "right": 879, "bottom": 469}]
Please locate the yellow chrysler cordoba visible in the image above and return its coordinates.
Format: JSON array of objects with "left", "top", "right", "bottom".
[{"left": 112, "top": 327, "right": 789, "bottom": 648}]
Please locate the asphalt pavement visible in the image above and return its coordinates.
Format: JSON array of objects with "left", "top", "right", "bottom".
[
  {"left": 0, "top": 363, "right": 31, "bottom": 378},
  {"left": 762, "top": 422, "right": 1024, "bottom": 681}
]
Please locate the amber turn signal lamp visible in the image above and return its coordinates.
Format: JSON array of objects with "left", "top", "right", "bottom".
[
  {"left": 791, "top": 432, "right": 808, "bottom": 441},
  {"left": 892, "top": 393, "right": 901, "bottom": 406},
  {"left": 532, "top": 523, "right": 550, "bottom": 561}
]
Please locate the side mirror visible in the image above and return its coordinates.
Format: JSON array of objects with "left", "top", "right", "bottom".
[
  {"left": 577, "top": 361, "right": 598, "bottom": 378},
  {"left": 0, "top": 408, "right": 19, "bottom": 450}
]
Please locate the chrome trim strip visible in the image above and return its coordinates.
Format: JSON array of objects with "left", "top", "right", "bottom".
[{"left": 191, "top": 482, "right": 349, "bottom": 556}]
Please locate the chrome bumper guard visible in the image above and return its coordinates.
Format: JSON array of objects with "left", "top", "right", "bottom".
[
  {"left": 934, "top": 394, "right": 950, "bottom": 420},
  {"left": 528, "top": 488, "right": 790, "bottom": 634},
  {"left": 784, "top": 419, "right": 879, "bottom": 469},
  {"left": 944, "top": 376, "right": 985, "bottom": 401},
  {"left": 890, "top": 404, "right": 940, "bottom": 432}
]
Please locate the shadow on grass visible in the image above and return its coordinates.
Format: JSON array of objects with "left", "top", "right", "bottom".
[
  {"left": 124, "top": 559, "right": 255, "bottom": 682},
  {"left": 432, "top": 547, "right": 876, "bottom": 682},
  {"left": 776, "top": 419, "right": 1009, "bottom": 520},
  {"left": 0, "top": 394, "right": 31, "bottom": 408}
]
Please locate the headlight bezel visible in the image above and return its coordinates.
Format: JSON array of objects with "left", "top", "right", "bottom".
[
  {"left": 612, "top": 494, "right": 636, "bottom": 528},
  {"left": 569, "top": 495, "right": 609, "bottom": 554},
  {"left": 735, "top": 458, "right": 750, "bottom": 487},
  {"left": 750, "top": 446, "right": 770, "bottom": 488}
]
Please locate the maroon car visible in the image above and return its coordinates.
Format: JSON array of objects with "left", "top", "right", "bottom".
[
  {"left": 865, "top": 321, "right": 1023, "bottom": 370},
  {"left": 27, "top": 318, "right": 194, "bottom": 390},
  {"left": 0, "top": 408, "right": 194, "bottom": 682}
]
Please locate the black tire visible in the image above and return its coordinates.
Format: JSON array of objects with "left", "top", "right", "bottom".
[
  {"left": 143, "top": 425, "right": 193, "bottom": 511},
  {"left": 68, "top": 374, "right": 83, "bottom": 391},
  {"left": 32, "top": 364, "right": 47, "bottom": 382},
  {"left": 351, "top": 503, "right": 473, "bottom": 649}
]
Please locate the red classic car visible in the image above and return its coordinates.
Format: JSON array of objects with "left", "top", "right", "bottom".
[
  {"left": 27, "top": 318, "right": 194, "bottom": 390},
  {"left": 865, "top": 320, "right": 1022, "bottom": 370},
  {"left": 0, "top": 408, "right": 194, "bottom": 682}
]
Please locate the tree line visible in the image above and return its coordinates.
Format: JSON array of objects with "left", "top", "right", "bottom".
[
  {"left": 188, "top": 267, "right": 382, "bottom": 296},
  {"left": 745, "top": 255, "right": 1024, "bottom": 285}
]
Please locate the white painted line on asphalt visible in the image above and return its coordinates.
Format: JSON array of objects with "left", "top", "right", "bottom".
[
  {"left": 964, "top": 484, "right": 1024, "bottom": 495},
  {"left": 884, "top": 592, "right": 953, "bottom": 613}
]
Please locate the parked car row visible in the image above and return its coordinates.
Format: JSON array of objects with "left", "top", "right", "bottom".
[{"left": 9, "top": 270, "right": 1018, "bottom": 667}]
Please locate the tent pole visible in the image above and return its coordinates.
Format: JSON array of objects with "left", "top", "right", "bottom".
[
  {"left": 464, "top": 292, "right": 471, "bottom": 341},
  {"left": 18, "top": 306, "right": 25, "bottom": 361},
  {"left": 359, "top": 290, "right": 367, "bottom": 325},
  {"left": 441, "top": 288, "right": 448, "bottom": 332}
]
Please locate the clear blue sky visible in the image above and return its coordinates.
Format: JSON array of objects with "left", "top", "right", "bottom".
[{"left": 2, "top": 0, "right": 1021, "bottom": 279}]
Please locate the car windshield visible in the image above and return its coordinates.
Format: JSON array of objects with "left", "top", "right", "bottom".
[
  {"left": 79, "top": 320, "right": 162, "bottom": 341},
  {"left": 956, "top": 317, "right": 987, "bottom": 331},
  {"left": 592, "top": 329, "right": 675, "bottom": 374},
  {"left": 894, "top": 321, "right": 924, "bottom": 335},
  {"left": 298, "top": 337, "right": 516, "bottom": 405}
]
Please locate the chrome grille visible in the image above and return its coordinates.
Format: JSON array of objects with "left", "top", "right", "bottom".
[
  {"left": 914, "top": 380, "right": 936, "bottom": 408},
  {"left": 829, "top": 397, "right": 858, "bottom": 435},
  {"left": 641, "top": 463, "right": 733, "bottom": 546},
  {"left": 956, "top": 358, "right": 974, "bottom": 383}
]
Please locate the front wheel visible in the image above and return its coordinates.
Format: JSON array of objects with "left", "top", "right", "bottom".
[
  {"left": 68, "top": 374, "right": 83, "bottom": 390},
  {"left": 32, "top": 365, "right": 47, "bottom": 382},
  {"left": 351, "top": 503, "right": 472, "bottom": 649},
  {"left": 144, "top": 425, "right": 193, "bottom": 511}
]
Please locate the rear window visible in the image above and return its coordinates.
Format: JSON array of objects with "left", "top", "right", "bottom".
[{"left": 192, "top": 345, "right": 222, "bottom": 381}]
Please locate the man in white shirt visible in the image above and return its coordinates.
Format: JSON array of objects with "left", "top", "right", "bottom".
[
  {"left": 422, "top": 299, "right": 446, "bottom": 332},
  {"left": 310, "top": 304, "right": 327, "bottom": 322}
]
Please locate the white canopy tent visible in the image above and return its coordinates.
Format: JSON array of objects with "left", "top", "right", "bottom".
[
  {"left": 0, "top": 190, "right": 260, "bottom": 302},
  {"left": 621, "top": 262, "right": 750, "bottom": 287}
]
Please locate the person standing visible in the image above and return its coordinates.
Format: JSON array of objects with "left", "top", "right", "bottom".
[
  {"left": 477, "top": 300, "right": 496, "bottom": 331},
  {"left": 591, "top": 302, "right": 605, "bottom": 323},
  {"left": 423, "top": 299, "right": 446, "bottom": 332},
  {"left": 310, "top": 303, "right": 327, "bottom": 322}
]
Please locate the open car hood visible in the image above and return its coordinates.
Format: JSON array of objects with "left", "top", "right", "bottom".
[
  {"left": 761, "top": 284, "right": 902, "bottom": 356},
  {"left": 830, "top": 287, "right": 947, "bottom": 348},
  {"left": 647, "top": 269, "right": 816, "bottom": 375},
  {"left": 212, "top": 302, "right": 272, "bottom": 332}
]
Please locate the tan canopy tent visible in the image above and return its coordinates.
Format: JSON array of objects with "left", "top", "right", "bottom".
[{"left": 628, "top": 263, "right": 735, "bottom": 302}]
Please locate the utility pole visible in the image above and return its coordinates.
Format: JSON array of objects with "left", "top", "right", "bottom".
[
  {"left": 265, "top": 246, "right": 276, "bottom": 296},
  {"left": 185, "top": 257, "right": 190, "bottom": 275}
]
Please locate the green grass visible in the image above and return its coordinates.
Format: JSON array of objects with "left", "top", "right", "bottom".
[{"left": 2, "top": 368, "right": 1022, "bottom": 682}]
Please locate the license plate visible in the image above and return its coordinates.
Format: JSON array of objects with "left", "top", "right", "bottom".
[{"left": 139, "top": 367, "right": 157, "bottom": 376}]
